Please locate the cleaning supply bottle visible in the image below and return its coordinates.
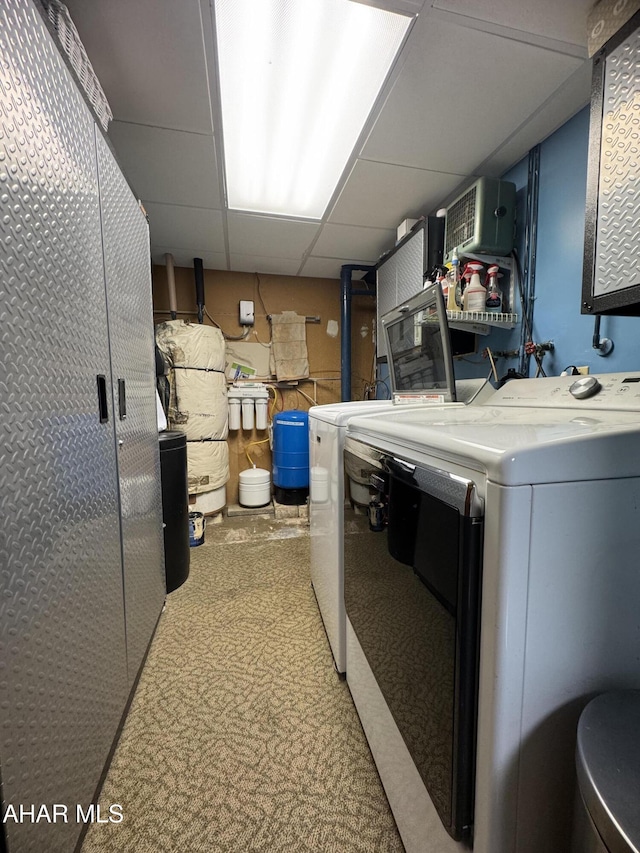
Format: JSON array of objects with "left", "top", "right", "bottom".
[
  {"left": 485, "top": 264, "right": 503, "bottom": 313},
  {"left": 436, "top": 268, "right": 448, "bottom": 302},
  {"left": 446, "top": 249, "right": 460, "bottom": 311},
  {"left": 462, "top": 261, "right": 486, "bottom": 311}
]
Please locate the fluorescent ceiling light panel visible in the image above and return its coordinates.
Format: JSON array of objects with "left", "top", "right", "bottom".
[{"left": 214, "top": 0, "right": 411, "bottom": 219}]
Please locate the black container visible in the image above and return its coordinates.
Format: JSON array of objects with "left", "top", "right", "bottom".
[{"left": 159, "top": 430, "right": 190, "bottom": 593}]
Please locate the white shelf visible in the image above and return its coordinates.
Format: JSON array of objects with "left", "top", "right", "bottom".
[{"left": 447, "top": 310, "right": 519, "bottom": 335}]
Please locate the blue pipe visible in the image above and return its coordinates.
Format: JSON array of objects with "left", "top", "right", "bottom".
[{"left": 340, "top": 264, "right": 374, "bottom": 402}]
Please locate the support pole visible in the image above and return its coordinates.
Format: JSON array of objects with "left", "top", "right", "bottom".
[{"left": 340, "top": 264, "right": 375, "bottom": 402}]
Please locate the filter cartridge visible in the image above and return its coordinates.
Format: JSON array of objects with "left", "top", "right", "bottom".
[
  {"left": 255, "top": 397, "right": 268, "bottom": 430},
  {"left": 242, "top": 397, "right": 255, "bottom": 430},
  {"left": 228, "top": 397, "right": 241, "bottom": 430}
]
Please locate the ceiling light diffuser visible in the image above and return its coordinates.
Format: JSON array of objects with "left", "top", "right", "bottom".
[{"left": 214, "top": 0, "right": 411, "bottom": 219}]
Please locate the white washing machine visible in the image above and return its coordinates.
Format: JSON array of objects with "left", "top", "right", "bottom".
[
  {"left": 310, "top": 281, "right": 494, "bottom": 673},
  {"left": 309, "top": 379, "right": 493, "bottom": 673},
  {"left": 344, "top": 372, "right": 640, "bottom": 853}
]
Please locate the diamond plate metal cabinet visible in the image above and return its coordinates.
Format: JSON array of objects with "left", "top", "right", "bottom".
[
  {"left": 583, "top": 11, "right": 640, "bottom": 315},
  {"left": 96, "top": 130, "right": 166, "bottom": 687},
  {"left": 0, "top": 3, "right": 128, "bottom": 852}
]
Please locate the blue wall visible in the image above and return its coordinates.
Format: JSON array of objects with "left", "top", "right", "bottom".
[
  {"left": 376, "top": 105, "right": 640, "bottom": 398},
  {"left": 457, "top": 106, "right": 640, "bottom": 381}
]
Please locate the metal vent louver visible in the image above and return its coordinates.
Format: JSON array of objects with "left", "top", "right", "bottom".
[
  {"left": 443, "top": 177, "right": 516, "bottom": 262},
  {"left": 445, "top": 186, "right": 477, "bottom": 258},
  {"left": 45, "top": 0, "right": 113, "bottom": 131}
]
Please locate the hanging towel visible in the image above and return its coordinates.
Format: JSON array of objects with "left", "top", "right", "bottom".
[{"left": 269, "top": 312, "right": 309, "bottom": 381}]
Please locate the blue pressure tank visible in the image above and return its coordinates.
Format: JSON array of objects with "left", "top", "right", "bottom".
[{"left": 272, "top": 410, "right": 309, "bottom": 505}]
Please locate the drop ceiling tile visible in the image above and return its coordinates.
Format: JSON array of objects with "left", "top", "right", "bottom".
[
  {"left": 300, "top": 257, "right": 373, "bottom": 280},
  {"left": 313, "top": 224, "right": 395, "bottom": 263},
  {"left": 329, "top": 159, "right": 467, "bottom": 227},
  {"left": 108, "top": 122, "right": 221, "bottom": 209},
  {"left": 227, "top": 213, "right": 321, "bottom": 260},
  {"left": 479, "top": 62, "right": 592, "bottom": 177},
  {"left": 362, "top": 15, "right": 584, "bottom": 175},
  {"left": 65, "top": 0, "right": 213, "bottom": 133},
  {"left": 144, "top": 203, "right": 225, "bottom": 253},
  {"left": 151, "top": 247, "right": 228, "bottom": 270},
  {"left": 229, "top": 255, "right": 302, "bottom": 275},
  {"left": 432, "top": 0, "right": 593, "bottom": 47}
]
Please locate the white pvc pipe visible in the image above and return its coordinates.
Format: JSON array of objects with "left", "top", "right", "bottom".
[{"left": 165, "top": 252, "right": 178, "bottom": 318}]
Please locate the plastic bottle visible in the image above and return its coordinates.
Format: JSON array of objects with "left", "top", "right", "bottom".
[
  {"left": 485, "top": 265, "right": 503, "bottom": 313},
  {"left": 446, "top": 249, "right": 460, "bottom": 311},
  {"left": 462, "top": 262, "right": 486, "bottom": 312},
  {"left": 436, "top": 268, "right": 448, "bottom": 302}
]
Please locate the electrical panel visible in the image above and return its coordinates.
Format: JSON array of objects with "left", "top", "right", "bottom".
[
  {"left": 239, "top": 299, "right": 255, "bottom": 325},
  {"left": 444, "top": 177, "right": 516, "bottom": 262}
]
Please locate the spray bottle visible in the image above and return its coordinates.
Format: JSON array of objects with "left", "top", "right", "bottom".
[
  {"left": 462, "top": 261, "right": 486, "bottom": 311},
  {"left": 446, "top": 249, "right": 461, "bottom": 311},
  {"left": 485, "top": 264, "right": 503, "bottom": 313}
]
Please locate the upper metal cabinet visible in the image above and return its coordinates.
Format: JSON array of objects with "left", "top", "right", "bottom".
[
  {"left": 583, "top": 10, "right": 640, "bottom": 316},
  {"left": 0, "top": 3, "right": 128, "bottom": 851},
  {"left": 376, "top": 219, "right": 444, "bottom": 358},
  {"left": 96, "top": 129, "right": 166, "bottom": 686}
]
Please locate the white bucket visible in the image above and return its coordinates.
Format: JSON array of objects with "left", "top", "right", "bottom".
[
  {"left": 193, "top": 485, "right": 226, "bottom": 515},
  {"left": 239, "top": 467, "right": 271, "bottom": 507},
  {"left": 349, "top": 477, "right": 371, "bottom": 507}
]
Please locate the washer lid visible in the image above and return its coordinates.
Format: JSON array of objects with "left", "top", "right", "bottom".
[
  {"left": 346, "top": 404, "right": 640, "bottom": 485},
  {"left": 576, "top": 690, "right": 640, "bottom": 853}
]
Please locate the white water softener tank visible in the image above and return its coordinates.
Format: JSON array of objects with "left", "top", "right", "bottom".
[{"left": 239, "top": 467, "right": 271, "bottom": 507}]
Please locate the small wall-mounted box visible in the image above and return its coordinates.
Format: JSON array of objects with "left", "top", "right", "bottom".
[
  {"left": 239, "top": 300, "right": 255, "bottom": 325},
  {"left": 396, "top": 218, "right": 418, "bottom": 243}
]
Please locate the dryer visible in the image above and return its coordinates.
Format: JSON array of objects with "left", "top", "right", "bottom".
[
  {"left": 344, "top": 372, "right": 640, "bottom": 853},
  {"left": 310, "top": 282, "right": 492, "bottom": 673},
  {"left": 309, "top": 378, "right": 492, "bottom": 673}
]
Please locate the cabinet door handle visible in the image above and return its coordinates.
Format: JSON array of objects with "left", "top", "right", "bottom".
[
  {"left": 118, "top": 378, "right": 127, "bottom": 420},
  {"left": 97, "top": 375, "right": 109, "bottom": 423}
]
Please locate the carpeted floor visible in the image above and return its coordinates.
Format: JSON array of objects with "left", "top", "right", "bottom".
[{"left": 81, "top": 517, "right": 404, "bottom": 853}]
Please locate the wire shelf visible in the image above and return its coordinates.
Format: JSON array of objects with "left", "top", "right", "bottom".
[{"left": 447, "top": 310, "right": 519, "bottom": 335}]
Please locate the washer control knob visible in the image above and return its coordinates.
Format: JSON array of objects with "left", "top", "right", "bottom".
[{"left": 569, "top": 375, "right": 601, "bottom": 399}]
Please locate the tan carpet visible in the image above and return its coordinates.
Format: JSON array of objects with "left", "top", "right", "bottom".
[{"left": 81, "top": 519, "right": 404, "bottom": 853}]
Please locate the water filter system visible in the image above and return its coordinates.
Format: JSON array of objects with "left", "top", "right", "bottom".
[{"left": 228, "top": 383, "right": 270, "bottom": 431}]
